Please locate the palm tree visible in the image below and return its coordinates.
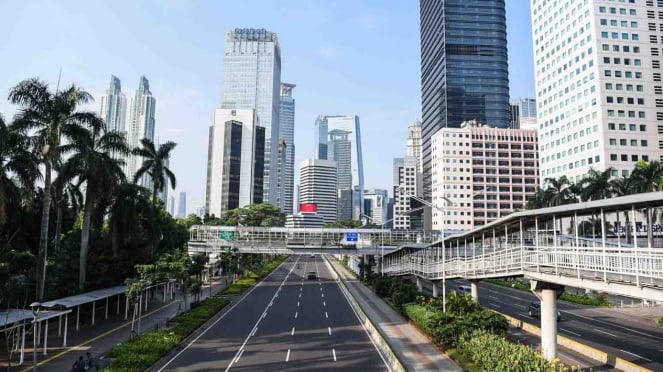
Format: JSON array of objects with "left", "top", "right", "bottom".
[
  {"left": 0, "top": 115, "right": 39, "bottom": 227},
  {"left": 132, "top": 138, "right": 177, "bottom": 204},
  {"left": 544, "top": 176, "right": 578, "bottom": 206},
  {"left": 52, "top": 168, "right": 83, "bottom": 254},
  {"left": 108, "top": 182, "right": 151, "bottom": 260},
  {"left": 629, "top": 160, "right": 663, "bottom": 247},
  {"left": 60, "top": 125, "right": 129, "bottom": 291},
  {"left": 525, "top": 186, "right": 551, "bottom": 209},
  {"left": 579, "top": 167, "right": 613, "bottom": 201},
  {"left": 9, "top": 79, "right": 101, "bottom": 300},
  {"left": 610, "top": 176, "right": 634, "bottom": 244}
]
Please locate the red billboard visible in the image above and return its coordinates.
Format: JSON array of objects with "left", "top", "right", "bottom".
[{"left": 300, "top": 203, "right": 317, "bottom": 213}]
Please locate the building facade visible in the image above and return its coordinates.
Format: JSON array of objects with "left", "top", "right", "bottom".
[
  {"left": 126, "top": 76, "right": 156, "bottom": 188},
  {"left": 420, "top": 0, "right": 510, "bottom": 200},
  {"left": 221, "top": 28, "right": 281, "bottom": 204},
  {"left": 431, "top": 120, "right": 539, "bottom": 231},
  {"left": 532, "top": 0, "right": 663, "bottom": 183},
  {"left": 364, "top": 189, "right": 389, "bottom": 226},
  {"left": 178, "top": 191, "right": 187, "bottom": 218},
  {"left": 313, "top": 115, "right": 365, "bottom": 220},
  {"left": 299, "top": 159, "right": 338, "bottom": 224},
  {"left": 392, "top": 156, "right": 423, "bottom": 230},
  {"left": 278, "top": 83, "right": 296, "bottom": 214},
  {"left": 205, "top": 108, "right": 265, "bottom": 217},
  {"left": 99, "top": 75, "right": 127, "bottom": 134},
  {"left": 509, "top": 98, "right": 538, "bottom": 130},
  {"left": 407, "top": 121, "right": 423, "bottom": 172}
]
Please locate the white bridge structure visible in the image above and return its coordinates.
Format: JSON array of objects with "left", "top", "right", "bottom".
[
  {"left": 382, "top": 191, "right": 663, "bottom": 361},
  {"left": 188, "top": 226, "right": 439, "bottom": 258}
]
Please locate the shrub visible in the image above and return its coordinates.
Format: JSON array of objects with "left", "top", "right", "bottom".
[
  {"left": 658, "top": 316, "right": 663, "bottom": 326},
  {"left": 457, "top": 330, "right": 564, "bottom": 372}
]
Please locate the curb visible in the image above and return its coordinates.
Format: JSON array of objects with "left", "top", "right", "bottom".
[
  {"left": 497, "top": 311, "right": 653, "bottom": 372},
  {"left": 323, "top": 255, "right": 406, "bottom": 372}
]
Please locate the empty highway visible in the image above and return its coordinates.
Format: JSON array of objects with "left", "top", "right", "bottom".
[{"left": 158, "top": 255, "right": 388, "bottom": 371}]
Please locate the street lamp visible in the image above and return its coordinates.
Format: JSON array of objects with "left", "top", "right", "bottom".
[{"left": 29, "top": 302, "right": 41, "bottom": 372}]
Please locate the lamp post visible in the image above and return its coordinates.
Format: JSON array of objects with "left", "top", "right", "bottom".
[{"left": 29, "top": 302, "right": 41, "bottom": 372}]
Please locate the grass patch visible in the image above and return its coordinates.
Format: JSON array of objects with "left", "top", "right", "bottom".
[
  {"left": 103, "top": 297, "right": 229, "bottom": 371},
  {"left": 487, "top": 278, "right": 612, "bottom": 307},
  {"left": 221, "top": 255, "right": 287, "bottom": 295},
  {"left": 658, "top": 316, "right": 663, "bottom": 326},
  {"left": 447, "top": 348, "right": 482, "bottom": 372}
]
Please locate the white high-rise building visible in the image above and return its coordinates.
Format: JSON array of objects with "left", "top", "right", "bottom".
[
  {"left": 126, "top": 76, "right": 156, "bottom": 188},
  {"left": 364, "top": 189, "right": 389, "bottom": 226},
  {"left": 178, "top": 191, "right": 187, "bottom": 218},
  {"left": 393, "top": 156, "right": 423, "bottom": 230},
  {"left": 532, "top": 0, "right": 662, "bottom": 183},
  {"left": 278, "top": 83, "right": 296, "bottom": 214},
  {"left": 314, "top": 115, "right": 365, "bottom": 220},
  {"left": 407, "top": 121, "right": 423, "bottom": 173},
  {"left": 299, "top": 159, "right": 338, "bottom": 224},
  {"left": 205, "top": 109, "right": 265, "bottom": 218},
  {"left": 99, "top": 75, "right": 127, "bottom": 134},
  {"left": 221, "top": 28, "right": 281, "bottom": 205}
]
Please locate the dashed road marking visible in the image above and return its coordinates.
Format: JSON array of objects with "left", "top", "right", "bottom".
[
  {"left": 291, "top": 327, "right": 295, "bottom": 336},
  {"left": 328, "top": 326, "right": 332, "bottom": 335},
  {"left": 325, "top": 311, "right": 328, "bottom": 318},
  {"left": 297, "top": 301, "right": 300, "bottom": 307},
  {"left": 619, "top": 349, "right": 652, "bottom": 362},
  {"left": 594, "top": 328, "right": 617, "bottom": 337},
  {"left": 294, "top": 312, "right": 298, "bottom": 319},
  {"left": 489, "top": 302, "right": 501, "bottom": 308},
  {"left": 285, "top": 349, "right": 291, "bottom": 362},
  {"left": 559, "top": 327, "right": 581, "bottom": 337},
  {"left": 332, "top": 348, "right": 337, "bottom": 361},
  {"left": 323, "top": 301, "right": 326, "bottom": 307}
]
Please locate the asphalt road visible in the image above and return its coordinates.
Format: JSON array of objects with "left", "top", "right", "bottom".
[
  {"left": 159, "top": 255, "right": 389, "bottom": 371},
  {"left": 451, "top": 280, "right": 663, "bottom": 371}
]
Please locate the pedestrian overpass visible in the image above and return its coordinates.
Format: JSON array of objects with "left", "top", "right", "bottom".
[
  {"left": 382, "top": 191, "right": 663, "bottom": 361},
  {"left": 187, "top": 226, "right": 437, "bottom": 259}
]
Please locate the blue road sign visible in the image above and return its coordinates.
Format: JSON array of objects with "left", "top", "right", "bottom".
[{"left": 346, "top": 232, "right": 358, "bottom": 242}]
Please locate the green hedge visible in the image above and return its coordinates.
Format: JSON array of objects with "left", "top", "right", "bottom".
[
  {"left": 221, "top": 255, "right": 287, "bottom": 295},
  {"left": 104, "top": 297, "right": 229, "bottom": 371},
  {"left": 457, "top": 330, "right": 564, "bottom": 372},
  {"left": 658, "top": 316, "right": 663, "bottom": 326},
  {"left": 487, "top": 279, "right": 612, "bottom": 307}
]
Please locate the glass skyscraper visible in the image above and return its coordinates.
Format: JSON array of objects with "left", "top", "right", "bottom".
[
  {"left": 420, "top": 0, "right": 509, "bottom": 199},
  {"left": 221, "top": 28, "right": 281, "bottom": 205},
  {"left": 99, "top": 75, "right": 126, "bottom": 134},
  {"left": 126, "top": 76, "right": 156, "bottom": 189},
  {"left": 279, "top": 83, "right": 296, "bottom": 214}
]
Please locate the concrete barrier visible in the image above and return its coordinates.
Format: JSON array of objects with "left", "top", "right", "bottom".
[
  {"left": 498, "top": 311, "right": 652, "bottom": 372},
  {"left": 323, "top": 255, "right": 405, "bottom": 372}
]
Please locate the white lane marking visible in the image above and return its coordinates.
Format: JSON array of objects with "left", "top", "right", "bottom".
[
  {"left": 299, "top": 293, "right": 301, "bottom": 298},
  {"left": 233, "top": 349, "right": 244, "bottom": 365},
  {"left": 291, "top": 327, "right": 295, "bottom": 336},
  {"left": 514, "top": 304, "right": 527, "bottom": 310},
  {"left": 320, "top": 287, "right": 322, "bottom": 291},
  {"left": 323, "top": 301, "right": 326, "bottom": 307},
  {"left": 619, "top": 349, "right": 652, "bottom": 362},
  {"left": 269, "top": 300, "right": 273, "bottom": 307},
  {"left": 250, "top": 327, "right": 258, "bottom": 337},
  {"left": 559, "top": 327, "right": 581, "bottom": 337},
  {"left": 593, "top": 328, "right": 617, "bottom": 337},
  {"left": 332, "top": 348, "right": 337, "bottom": 362},
  {"left": 321, "top": 293, "right": 324, "bottom": 298},
  {"left": 158, "top": 256, "right": 295, "bottom": 372},
  {"left": 223, "top": 256, "right": 301, "bottom": 372},
  {"left": 325, "top": 311, "right": 328, "bottom": 318},
  {"left": 297, "top": 301, "right": 300, "bottom": 307},
  {"left": 560, "top": 310, "right": 663, "bottom": 341},
  {"left": 294, "top": 312, "right": 298, "bottom": 319},
  {"left": 328, "top": 326, "right": 332, "bottom": 335},
  {"left": 300, "top": 287, "right": 302, "bottom": 291},
  {"left": 488, "top": 295, "right": 499, "bottom": 300},
  {"left": 285, "top": 349, "right": 291, "bottom": 362},
  {"left": 489, "top": 302, "right": 501, "bottom": 308}
]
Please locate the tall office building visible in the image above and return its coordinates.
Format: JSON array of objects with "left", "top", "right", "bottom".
[
  {"left": 205, "top": 109, "right": 265, "bottom": 217},
  {"left": 126, "top": 76, "right": 156, "bottom": 188},
  {"left": 407, "top": 121, "right": 423, "bottom": 172},
  {"left": 99, "top": 75, "right": 127, "bottom": 134},
  {"left": 364, "top": 189, "right": 389, "bottom": 226},
  {"left": 509, "top": 98, "right": 538, "bottom": 130},
  {"left": 314, "top": 115, "right": 365, "bottom": 220},
  {"left": 221, "top": 28, "right": 281, "bottom": 205},
  {"left": 178, "top": 191, "right": 187, "bottom": 218},
  {"left": 420, "top": 0, "right": 509, "bottom": 199},
  {"left": 160, "top": 155, "right": 169, "bottom": 204},
  {"left": 393, "top": 156, "right": 423, "bottom": 230},
  {"left": 431, "top": 120, "right": 539, "bottom": 231},
  {"left": 278, "top": 83, "right": 296, "bottom": 214},
  {"left": 532, "top": 0, "right": 663, "bottom": 183},
  {"left": 169, "top": 196, "right": 175, "bottom": 216},
  {"left": 299, "top": 159, "right": 338, "bottom": 224}
]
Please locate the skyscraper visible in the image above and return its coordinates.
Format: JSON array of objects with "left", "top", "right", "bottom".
[
  {"left": 314, "top": 115, "right": 365, "bottom": 220},
  {"left": 126, "top": 76, "right": 156, "bottom": 188},
  {"left": 509, "top": 98, "right": 537, "bottom": 130},
  {"left": 99, "top": 75, "right": 127, "bottom": 134},
  {"left": 364, "top": 189, "right": 389, "bottom": 226},
  {"left": 221, "top": 28, "right": 281, "bottom": 205},
  {"left": 205, "top": 108, "right": 265, "bottom": 217},
  {"left": 299, "top": 159, "right": 338, "bottom": 224},
  {"left": 532, "top": 0, "right": 663, "bottom": 183},
  {"left": 420, "top": 0, "right": 509, "bottom": 199},
  {"left": 169, "top": 196, "right": 175, "bottom": 216},
  {"left": 393, "top": 156, "right": 423, "bottom": 230},
  {"left": 407, "top": 121, "right": 423, "bottom": 173},
  {"left": 278, "top": 83, "right": 296, "bottom": 214},
  {"left": 178, "top": 191, "right": 187, "bottom": 218}
]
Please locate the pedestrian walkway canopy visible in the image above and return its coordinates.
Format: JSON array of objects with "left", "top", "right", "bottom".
[{"left": 40, "top": 285, "right": 127, "bottom": 309}]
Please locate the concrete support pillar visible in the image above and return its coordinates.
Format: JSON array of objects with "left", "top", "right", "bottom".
[
  {"left": 416, "top": 277, "right": 422, "bottom": 292},
  {"left": 531, "top": 280, "right": 564, "bottom": 361},
  {"left": 470, "top": 279, "right": 480, "bottom": 302},
  {"left": 432, "top": 281, "right": 439, "bottom": 298}
]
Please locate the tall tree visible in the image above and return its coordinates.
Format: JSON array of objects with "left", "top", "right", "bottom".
[
  {"left": 132, "top": 138, "right": 177, "bottom": 204},
  {"left": 52, "top": 164, "right": 83, "bottom": 254},
  {"left": 544, "top": 176, "right": 578, "bottom": 206},
  {"left": 60, "top": 125, "right": 129, "bottom": 291},
  {"left": 9, "top": 79, "right": 100, "bottom": 300},
  {"left": 630, "top": 160, "right": 663, "bottom": 247},
  {"left": 578, "top": 168, "right": 613, "bottom": 201}
]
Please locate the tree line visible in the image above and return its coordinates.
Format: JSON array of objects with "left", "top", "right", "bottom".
[{"left": 1, "top": 78, "right": 184, "bottom": 307}]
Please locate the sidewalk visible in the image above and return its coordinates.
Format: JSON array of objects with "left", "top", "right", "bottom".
[
  {"left": 0, "top": 277, "right": 231, "bottom": 371},
  {"left": 328, "top": 258, "right": 461, "bottom": 371}
]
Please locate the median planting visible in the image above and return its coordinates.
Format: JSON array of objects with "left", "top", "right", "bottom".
[
  {"left": 221, "top": 255, "right": 287, "bottom": 295},
  {"left": 487, "top": 278, "right": 612, "bottom": 307}
]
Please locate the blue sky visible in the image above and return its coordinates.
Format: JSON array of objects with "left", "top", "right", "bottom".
[{"left": 0, "top": 0, "right": 535, "bottom": 214}]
